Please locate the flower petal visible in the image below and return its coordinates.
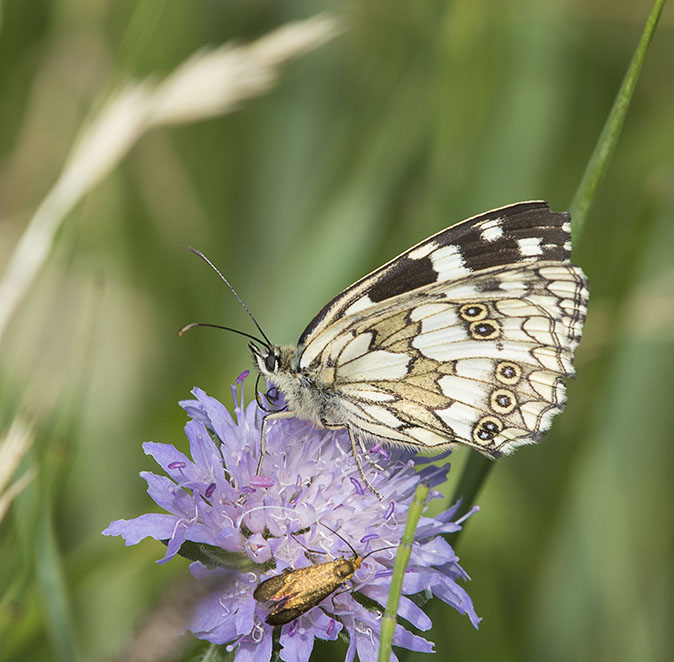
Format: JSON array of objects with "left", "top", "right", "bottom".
[
  {"left": 359, "top": 585, "right": 432, "bottom": 631},
  {"left": 235, "top": 635, "right": 272, "bottom": 662},
  {"left": 279, "top": 623, "right": 316, "bottom": 662},
  {"left": 143, "top": 442, "right": 200, "bottom": 484},
  {"left": 391, "top": 622, "right": 434, "bottom": 653},
  {"left": 309, "top": 610, "right": 342, "bottom": 640},
  {"left": 141, "top": 471, "right": 194, "bottom": 515},
  {"left": 185, "top": 420, "right": 226, "bottom": 484},
  {"left": 102, "top": 513, "right": 176, "bottom": 544}
]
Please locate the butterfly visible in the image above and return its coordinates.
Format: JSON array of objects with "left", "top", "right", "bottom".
[{"left": 185, "top": 201, "right": 589, "bottom": 497}]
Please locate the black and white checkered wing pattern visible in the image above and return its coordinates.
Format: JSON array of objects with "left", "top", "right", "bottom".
[
  {"left": 299, "top": 201, "right": 572, "bottom": 345},
  {"left": 297, "top": 202, "right": 588, "bottom": 456}
]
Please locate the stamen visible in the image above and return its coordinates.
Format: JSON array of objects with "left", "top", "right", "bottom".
[
  {"left": 349, "top": 477, "right": 365, "bottom": 495},
  {"left": 230, "top": 382, "right": 240, "bottom": 416},
  {"left": 455, "top": 504, "right": 480, "bottom": 525},
  {"left": 384, "top": 501, "right": 395, "bottom": 520},
  {"left": 168, "top": 461, "right": 186, "bottom": 470},
  {"left": 250, "top": 475, "right": 274, "bottom": 488},
  {"left": 205, "top": 483, "right": 216, "bottom": 499},
  {"left": 374, "top": 569, "right": 393, "bottom": 579},
  {"left": 370, "top": 443, "right": 390, "bottom": 460},
  {"left": 238, "top": 371, "right": 248, "bottom": 415}
]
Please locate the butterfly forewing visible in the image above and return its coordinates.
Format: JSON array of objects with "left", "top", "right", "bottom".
[
  {"left": 291, "top": 201, "right": 588, "bottom": 458},
  {"left": 298, "top": 201, "right": 573, "bottom": 346}
]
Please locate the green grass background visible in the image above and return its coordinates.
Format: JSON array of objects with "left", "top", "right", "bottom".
[{"left": 1, "top": 1, "right": 673, "bottom": 661}]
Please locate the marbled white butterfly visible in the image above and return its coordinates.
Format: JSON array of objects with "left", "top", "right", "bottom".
[{"left": 186, "top": 201, "right": 589, "bottom": 496}]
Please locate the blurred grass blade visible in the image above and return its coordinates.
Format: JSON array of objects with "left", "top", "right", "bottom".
[
  {"left": 36, "top": 497, "right": 79, "bottom": 662},
  {"left": 447, "top": 0, "right": 666, "bottom": 549},
  {"left": 569, "top": 0, "right": 667, "bottom": 240},
  {"left": 378, "top": 481, "right": 429, "bottom": 662},
  {"left": 198, "top": 641, "right": 234, "bottom": 661},
  {"left": 0, "top": 14, "right": 339, "bottom": 345},
  {"left": 0, "top": 417, "right": 37, "bottom": 524}
]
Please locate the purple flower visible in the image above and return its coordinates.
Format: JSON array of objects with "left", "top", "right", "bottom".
[{"left": 103, "top": 376, "right": 480, "bottom": 661}]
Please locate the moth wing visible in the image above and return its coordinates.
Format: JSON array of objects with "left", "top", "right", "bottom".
[
  {"left": 298, "top": 201, "right": 570, "bottom": 346},
  {"left": 265, "top": 605, "right": 313, "bottom": 626},
  {"left": 254, "top": 563, "right": 347, "bottom": 626},
  {"left": 253, "top": 570, "right": 299, "bottom": 602}
]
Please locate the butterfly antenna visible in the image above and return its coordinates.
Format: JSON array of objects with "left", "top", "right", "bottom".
[
  {"left": 178, "top": 322, "right": 267, "bottom": 347},
  {"left": 188, "top": 246, "right": 272, "bottom": 348}
]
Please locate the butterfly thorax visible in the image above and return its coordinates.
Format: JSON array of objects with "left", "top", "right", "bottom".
[{"left": 252, "top": 343, "right": 342, "bottom": 427}]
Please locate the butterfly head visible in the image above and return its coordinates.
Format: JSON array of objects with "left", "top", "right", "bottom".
[
  {"left": 250, "top": 342, "right": 279, "bottom": 376},
  {"left": 250, "top": 343, "right": 299, "bottom": 378}
]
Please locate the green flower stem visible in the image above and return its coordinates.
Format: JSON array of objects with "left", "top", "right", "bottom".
[
  {"left": 570, "top": 0, "right": 667, "bottom": 240},
  {"left": 378, "top": 481, "right": 430, "bottom": 662}
]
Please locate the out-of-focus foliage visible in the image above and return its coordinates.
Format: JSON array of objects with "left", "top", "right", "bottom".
[{"left": 0, "top": 1, "right": 672, "bottom": 661}]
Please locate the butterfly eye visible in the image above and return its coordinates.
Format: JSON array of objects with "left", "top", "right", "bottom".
[{"left": 265, "top": 354, "right": 278, "bottom": 372}]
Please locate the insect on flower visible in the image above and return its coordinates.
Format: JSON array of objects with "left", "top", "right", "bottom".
[
  {"left": 104, "top": 382, "right": 481, "bottom": 654},
  {"left": 181, "top": 201, "right": 589, "bottom": 497},
  {"left": 253, "top": 525, "right": 393, "bottom": 626}
]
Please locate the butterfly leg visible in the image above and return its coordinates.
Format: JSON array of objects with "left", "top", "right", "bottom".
[
  {"left": 362, "top": 440, "right": 385, "bottom": 472},
  {"left": 322, "top": 423, "right": 382, "bottom": 500},
  {"left": 257, "top": 410, "right": 297, "bottom": 476}
]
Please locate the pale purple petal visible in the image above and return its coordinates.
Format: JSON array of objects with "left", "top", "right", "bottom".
[
  {"left": 416, "top": 462, "right": 452, "bottom": 487},
  {"left": 235, "top": 634, "right": 272, "bottom": 662},
  {"left": 279, "top": 624, "right": 315, "bottom": 662},
  {"left": 309, "top": 610, "right": 342, "bottom": 640},
  {"left": 234, "top": 597, "right": 256, "bottom": 637},
  {"left": 143, "top": 442, "right": 200, "bottom": 484},
  {"left": 191, "top": 592, "right": 236, "bottom": 641},
  {"left": 184, "top": 420, "right": 226, "bottom": 483},
  {"left": 391, "top": 622, "right": 434, "bottom": 652},
  {"left": 140, "top": 472, "right": 194, "bottom": 515},
  {"left": 102, "top": 513, "right": 176, "bottom": 544},
  {"left": 412, "top": 536, "right": 456, "bottom": 565},
  {"left": 359, "top": 585, "right": 432, "bottom": 631},
  {"left": 431, "top": 575, "right": 480, "bottom": 628},
  {"left": 159, "top": 519, "right": 187, "bottom": 563}
]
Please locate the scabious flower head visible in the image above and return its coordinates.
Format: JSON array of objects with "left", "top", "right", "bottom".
[{"left": 103, "top": 373, "right": 480, "bottom": 662}]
